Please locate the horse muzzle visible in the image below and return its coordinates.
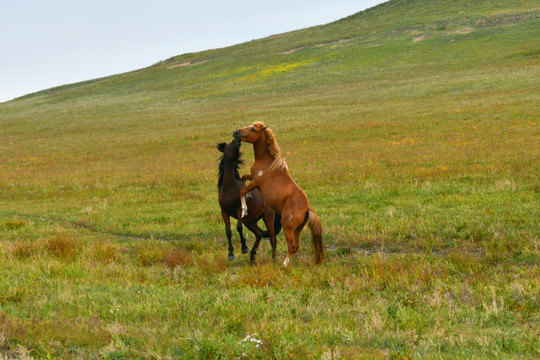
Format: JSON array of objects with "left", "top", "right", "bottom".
[{"left": 232, "top": 130, "right": 241, "bottom": 139}]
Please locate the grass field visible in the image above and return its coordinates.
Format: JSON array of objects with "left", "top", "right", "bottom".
[{"left": 1, "top": 0, "right": 539, "bottom": 358}]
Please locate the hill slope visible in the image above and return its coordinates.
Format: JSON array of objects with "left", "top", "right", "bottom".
[
  {"left": 0, "top": 0, "right": 539, "bottom": 358},
  {"left": 1, "top": 0, "right": 538, "bottom": 187}
]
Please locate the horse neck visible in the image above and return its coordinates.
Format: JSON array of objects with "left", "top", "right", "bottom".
[
  {"left": 218, "top": 158, "right": 240, "bottom": 190},
  {"left": 253, "top": 135, "right": 274, "bottom": 163},
  {"left": 224, "top": 160, "right": 239, "bottom": 183}
]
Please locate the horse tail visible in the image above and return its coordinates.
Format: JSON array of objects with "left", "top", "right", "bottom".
[
  {"left": 262, "top": 213, "right": 282, "bottom": 238},
  {"left": 308, "top": 209, "right": 325, "bottom": 264}
]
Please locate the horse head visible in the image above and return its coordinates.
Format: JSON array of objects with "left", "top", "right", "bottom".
[
  {"left": 217, "top": 137, "right": 242, "bottom": 161},
  {"left": 232, "top": 122, "right": 268, "bottom": 144},
  {"left": 233, "top": 122, "right": 280, "bottom": 158}
]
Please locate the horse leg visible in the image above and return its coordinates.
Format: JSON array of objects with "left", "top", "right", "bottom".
[
  {"left": 241, "top": 174, "right": 253, "bottom": 187},
  {"left": 221, "top": 210, "right": 235, "bottom": 261},
  {"left": 262, "top": 209, "right": 277, "bottom": 262},
  {"left": 282, "top": 226, "right": 298, "bottom": 267},
  {"left": 241, "top": 175, "right": 254, "bottom": 203},
  {"left": 244, "top": 221, "right": 263, "bottom": 265},
  {"left": 240, "top": 196, "right": 248, "bottom": 219},
  {"left": 236, "top": 210, "right": 249, "bottom": 254},
  {"left": 239, "top": 180, "right": 258, "bottom": 218},
  {"left": 281, "top": 211, "right": 308, "bottom": 267}
]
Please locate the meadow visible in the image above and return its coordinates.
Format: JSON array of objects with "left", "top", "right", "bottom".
[{"left": 0, "top": 0, "right": 539, "bottom": 358}]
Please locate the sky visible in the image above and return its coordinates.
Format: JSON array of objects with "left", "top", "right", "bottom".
[{"left": 0, "top": 0, "right": 386, "bottom": 103}]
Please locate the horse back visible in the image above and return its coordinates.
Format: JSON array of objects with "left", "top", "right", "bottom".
[{"left": 258, "top": 169, "right": 309, "bottom": 214}]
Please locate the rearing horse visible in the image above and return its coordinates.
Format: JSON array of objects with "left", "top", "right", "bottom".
[
  {"left": 217, "top": 138, "right": 281, "bottom": 263},
  {"left": 233, "top": 122, "right": 325, "bottom": 266}
]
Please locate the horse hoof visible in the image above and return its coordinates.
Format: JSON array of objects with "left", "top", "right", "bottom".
[
  {"left": 228, "top": 254, "right": 235, "bottom": 261},
  {"left": 242, "top": 246, "right": 249, "bottom": 254},
  {"left": 282, "top": 257, "right": 291, "bottom": 267}
]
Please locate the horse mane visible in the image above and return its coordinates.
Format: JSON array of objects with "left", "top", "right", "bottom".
[
  {"left": 253, "top": 121, "right": 288, "bottom": 172},
  {"left": 217, "top": 149, "right": 244, "bottom": 189}
]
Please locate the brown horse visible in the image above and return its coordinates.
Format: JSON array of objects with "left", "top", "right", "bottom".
[
  {"left": 232, "top": 122, "right": 325, "bottom": 266},
  {"left": 217, "top": 138, "right": 281, "bottom": 262}
]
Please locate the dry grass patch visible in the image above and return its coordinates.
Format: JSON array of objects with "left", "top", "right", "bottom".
[
  {"left": 164, "top": 248, "right": 193, "bottom": 269},
  {"left": 46, "top": 234, "right": 79, "bottom": 260},
  {"left": 240, "top": 264, "right": 282, "bottom": 287},
  {"left": 91, "top": 243, "right": 119, "bottom": 263},
  {"left": 0, "top": 315, "right": 111, "bottom": 355},
  {"left": 196, "top": 252, "right": 228, "bottom": 275},
  {"left": 10, "top": 240, "right": 39, "bottom": 259},
  {"left": 135, "top": 242, "right": 169, "bottom": 267},
  {"left": 1, "top": 218, "right": 27, "bottom": 230}
]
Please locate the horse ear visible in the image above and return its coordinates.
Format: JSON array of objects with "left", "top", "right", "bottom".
[{"left": 217, "top": 143, "right": 226, "bottom": 152}]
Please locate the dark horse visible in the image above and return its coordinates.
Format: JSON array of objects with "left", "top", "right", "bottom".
[
  {"left": 233, "top": 122, "right": 325, "bottom": 266},
  {"left": 217, "top": 138, "right": 281, "bottom": 262}
]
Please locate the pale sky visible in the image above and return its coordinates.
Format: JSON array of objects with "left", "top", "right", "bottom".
[{"left": 0, "top": 1, "right": 385, "bottom": 103}]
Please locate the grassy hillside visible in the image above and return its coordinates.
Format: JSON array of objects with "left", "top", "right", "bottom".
[{"left": 1, "top": 0, "right": 539, "bottom": 358}]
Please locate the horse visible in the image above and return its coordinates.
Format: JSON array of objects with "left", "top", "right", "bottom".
[
  {"left": 232, "top": 122, "right": 325, "bottom": 266},
  {"left": 217, "top": 138, "right": 281, "bottom": 262}
]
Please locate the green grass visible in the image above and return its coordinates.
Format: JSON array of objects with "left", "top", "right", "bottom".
[{"left": 1, "top": 0, "right": 539, "bottom": 358}]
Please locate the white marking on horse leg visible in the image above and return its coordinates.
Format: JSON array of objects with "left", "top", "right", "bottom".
[
  {"left": 283, "top": 256, "right": 291, "bottom": 267},
  {"left": 241, "top": 195, "right": 248, "bottom": 218}
]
